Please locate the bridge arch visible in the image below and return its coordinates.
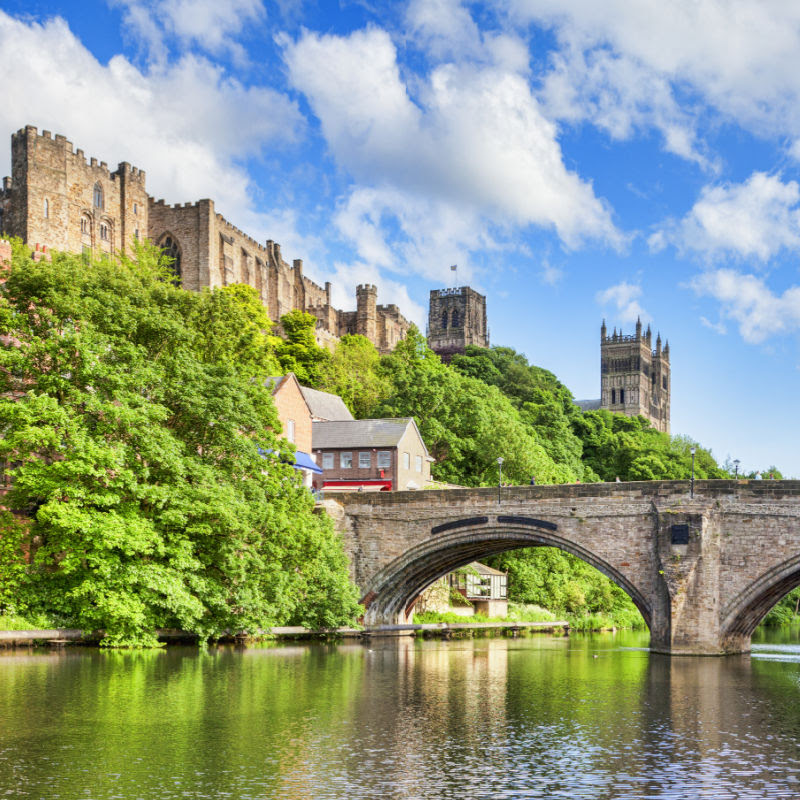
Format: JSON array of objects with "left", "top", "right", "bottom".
[
  {"left": 361, "top": 522, "right": 653, "bottom": 628},
  {"left": 721, "top": 553, "right": 800, "bottom": 648}
]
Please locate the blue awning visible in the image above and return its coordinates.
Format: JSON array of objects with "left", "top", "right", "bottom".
[
  {"left": 293, "top": 450, "right": 323, "bottom": 474},
  {"left": 259, "top": 447, "right": 323, "bottom": 474}
]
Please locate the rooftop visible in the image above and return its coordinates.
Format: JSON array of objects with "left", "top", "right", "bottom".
[
  {"left": 300, "top": 386, "right": 354, "bottom": 422},
  {"left": 313, "top": 418, "right": 422, "bottom": 450}
]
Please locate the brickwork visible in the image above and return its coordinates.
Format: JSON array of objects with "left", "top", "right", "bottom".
[
  {"left": 328, "top": 480, "right": 800, "bottom": 654},
  {"left": 2, "top": 126, "right": 411, "bottom": 354},
  {"left": 270, "top": 374, "right": 313, "bottom": 453},
  {"left": 427, "top": 286, "right": 489, "bottom": 361},
  {"left": 600, "top": 319, "right": 670, "bottom": 432}
]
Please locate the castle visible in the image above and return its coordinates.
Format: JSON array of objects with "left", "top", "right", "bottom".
[
  {"left": 0, "top": 126, "right": 410, "bottom": 353},
  {"left": 0, "top": 125, "right": 671, "bottom": 431}
]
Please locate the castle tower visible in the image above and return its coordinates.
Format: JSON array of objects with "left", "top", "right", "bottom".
[
  {"left": 427, "top": 286, "right": 489, "bottom": 362},
  {"left": 600, "top": 318, "right": 670, "bottom": 432},
  {"left": 356, "top": 284, "right": 377, "bottom": 343}
]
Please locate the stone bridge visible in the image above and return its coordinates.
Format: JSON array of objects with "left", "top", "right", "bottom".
[{"left": 327, "top": 480, "right": 800, "bottom": 655}]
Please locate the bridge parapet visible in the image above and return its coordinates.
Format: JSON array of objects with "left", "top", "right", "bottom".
[{"left": 330, "top": 481, "right": 800, "bottom": 655}]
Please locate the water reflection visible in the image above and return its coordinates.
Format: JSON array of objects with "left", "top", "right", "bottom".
[{"left": 0, "top": 632, "right": 799, "bottom": 798}]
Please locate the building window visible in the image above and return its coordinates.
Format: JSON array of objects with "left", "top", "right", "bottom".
[
  {"left": 620, "top": 388, "right": 625, "bottom": 403},
  {"left": 402, "top": 452, "right": 410, "bottom": 470},
  {"left": 158, "top": 233, "right": 182, "bottom": 279},
  {"left": 377, "top": 451, "right": 391, "bottom": 469},
  {"left": 451, "top": 309, "right": 459, "bottom": 328},
  {"left": 134, "top": 229, "right": 139, "bottom": 240},
  {"left": 81, "top": 216, "right": 90, "bottom": 235},
  {"left": 100, "top": 223, "right": 109, "bottom": 241},
  {"left": 662, "top": 376, "right": 668, "bottom": 390},
  {"left": 611, "top": 388, "right": 616, "bottom": 404},
  {"left": 441, "top": 310, "right": 448, "bottom": 328},
  {"left": 43, "top": 198, "right": 49, "bottom": 218},
  {"left": 340, "top": 452, "right": 352, "bottom": 469},
  {"left": 93, "top": 182, "right": 103, "bottom": 209},
  {"left": 133, "top": 202, "right": 138, "bottom": 215},
  {"left": 415, "top": 455, "right": 422, "bottom": 472},
  {"left": 286, "top": 419, "right": 295, "bottom": 443},
  {"left": 322, "top": 453, "right": 334, "bottom": 470},
  {"left": 359, "top": 452, "right": 371, "bottom": 469}
]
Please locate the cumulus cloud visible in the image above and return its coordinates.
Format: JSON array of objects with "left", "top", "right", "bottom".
[
  {"left": 113, "top": 0, "right": 266, "bottom": 62},
  {"left": 652, "top": 172, "right": 800, "bottom": 262},
  {"left": 690, "top": 270, "right": 800, "bottom": 343},
  {"left": 507, "top": 0, "right": 800, "bottom": 163},
  {"left": 282, "top": 26, "right": 622, "bottom": 284},
  {"left": 596, "top": 281, "right": 648, "bottom": 324},
  {"left": 0, "top": 10, "right": 303, "bottom": 235}
]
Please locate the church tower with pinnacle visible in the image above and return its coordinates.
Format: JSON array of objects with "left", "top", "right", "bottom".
[{"left": 599, "top": 317, "right": 670, "bottom": 433}]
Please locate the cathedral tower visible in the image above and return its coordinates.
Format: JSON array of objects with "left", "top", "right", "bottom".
[
  {"left": 600, "top": 318, "right": 670, "bottom": 432},
  {"left": 427, "top": 286, "right": 489, "bottom": 361}
]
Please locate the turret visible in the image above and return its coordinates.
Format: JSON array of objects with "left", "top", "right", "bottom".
[
  {"left": 656, "top": 332, "right": 662, "bottom": 355},
  {"left": 356, "top": 283, "right": 378, "bottom": 344},
  {"left": 635, "top": 316, "right": 642, "bottom": 338},
  {"left": 601, "top": 319, "right": 607, "bottom": 340}
]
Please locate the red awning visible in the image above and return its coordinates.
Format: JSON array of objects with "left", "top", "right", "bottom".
[{"left": 322, "top": 480, "right": 392, "bottom": 492}]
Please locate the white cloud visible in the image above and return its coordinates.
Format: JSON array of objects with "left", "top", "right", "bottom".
[
  {"left": 282, "top": 26, "right": 623, "bottom": 284},
  {"left": 507, "top": 0, "right": 800, "bottom": 163},
  {"left": 113, "top": 0, "right": 266, "bottom": 62},
  {"left": 654, "top": 172, "right": 800, "bottom": 262},
  {"left": 596, "top": 281, "right": 647, "bottom": 324},
  {"left": 0, "top": 11, "right": 303, "bottom": 234},
  {"left": 690, "top": 270, "right": 800, "bottom": 343},
  {"left": 700, "top": 316, "right": 727, "bottom": 335}
]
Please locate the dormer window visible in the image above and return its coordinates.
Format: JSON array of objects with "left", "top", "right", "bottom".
[{"left": 93, "top": 182, "right": 103, "bottom": 209}]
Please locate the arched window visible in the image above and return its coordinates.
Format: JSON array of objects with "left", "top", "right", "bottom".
[
  {"left": 158, "top": 233, "right": 182, "bottom": 279},
  {"left": 80, "top": 215, "right": 91, "bottom": 236},
  {"left": 451, "top": 309, "right": 460, "bottom": 328},
  {"left": 43, "top": 198, "right": 49, "bottom": 219},
  {"left": 93, "top": 182, "right": 103, "bottom": 209},
  {"left": 441, "top": 309, "right": 448, "bottom": 328}
]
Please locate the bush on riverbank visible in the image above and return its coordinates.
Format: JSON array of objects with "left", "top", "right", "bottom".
[{"left": 0, "top": 243, "right": 361, "bottom": 646}]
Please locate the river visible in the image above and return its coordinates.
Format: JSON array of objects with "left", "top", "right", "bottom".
[{"left": 1, "top": 630, "right": 799, "bottom": 799}]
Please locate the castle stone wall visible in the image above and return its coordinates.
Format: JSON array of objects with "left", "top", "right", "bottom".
[{"left": 427, "top": 286, "right": 489, "bottom": 361}]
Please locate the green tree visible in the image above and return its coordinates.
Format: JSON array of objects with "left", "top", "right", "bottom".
[
  {"left": 317, "top": 334, "right": 390, "bottom": 417},
  {"left": 0, "top": 242, "right": 360, "bottom": 646}
]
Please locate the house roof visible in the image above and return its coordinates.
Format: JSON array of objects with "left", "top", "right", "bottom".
[
  {"left": 470, "top": 561, "right": 506, "bottom": 576},
  {"left": 265, "top": 375, "right": 291, "bottom": 394},
  {"left": 300, "top": 386, "right": 354, "bottom": 421},
  {"left": 313, "top": 418, "right": 429, "bottom": 455}
]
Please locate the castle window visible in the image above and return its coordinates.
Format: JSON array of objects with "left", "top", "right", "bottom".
[
  {"left": 441, "top": 309, "right": 448, "bottom": 328},
  {"left": 133, "top": 202, "right": 138, "bottom": 215},
  {"left": 93, "top": 182, "right": 103, "bottom": 209},
  {"left": 134, "top": 229, "right": 139, "bottom": 240},
  {"left": 158, "top": 233, "right": 182, "bottom": 279},
  {"left": 662, "top": 375, "right": 668, "bottom": 390},
  {"left": 611, "top": 389, "right": 616, "bottom": 404},
  {"left": 451, "top": 309, "right": 460, "bottom": 328},
  {"left": 100, "top": 223, "right": 109, "bottom": 241},
  {"left": 43, "top": 198, "right": 49, "bottom": 219},
  {"left": 81, "top": 215, "right": 91, "bottom": 236},
  {"left": 620, "top": 388, "right": 625, "bottom": 403}
]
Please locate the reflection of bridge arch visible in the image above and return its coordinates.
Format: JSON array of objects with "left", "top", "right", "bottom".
[{"left": 362, "top": 523, "right": 653, "bottom": 628}]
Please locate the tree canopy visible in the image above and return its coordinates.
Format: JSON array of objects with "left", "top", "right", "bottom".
[{"left": 0, "top": 242, "right": 360, "bottom": 646}]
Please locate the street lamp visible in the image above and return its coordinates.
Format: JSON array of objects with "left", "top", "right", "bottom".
[
  {"left": 497, "top": 456, "right": 504, "bottom": 504},
  {"left": 690, "top": 446, "right": 696, "bottom": 498},
  {"left": 733, "top": 459, "right": 740, "bottom": 479}
]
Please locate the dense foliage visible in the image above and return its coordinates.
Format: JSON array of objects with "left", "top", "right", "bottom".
[{"left": 0, "top": 243, "right": 360, "bottom": 646}]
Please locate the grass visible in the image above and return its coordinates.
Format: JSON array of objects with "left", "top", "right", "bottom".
[
  {"left": 413, "top": 603, "right": 558, "bottom": 625},
  {"left": 0, "top": 612, "right": 60, "bottom": 631}
]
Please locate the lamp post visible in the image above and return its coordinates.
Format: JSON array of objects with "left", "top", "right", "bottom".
[
  {"left": 690, "top": 446, "right": 696, "bottom": 498},
  {"left": 733, "top": 459, "right": 740, "bottom": 479},
  {"left": 497, "top": 456, "right": 504, "bottom": 504}
]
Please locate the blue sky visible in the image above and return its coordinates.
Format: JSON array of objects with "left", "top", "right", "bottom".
[{"left": 1, "top": 0, "right": 799, "bottom": 476}]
